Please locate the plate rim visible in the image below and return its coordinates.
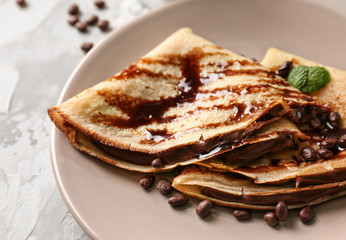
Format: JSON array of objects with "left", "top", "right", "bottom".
[{"left": 49, "top": 0, "right": 346, "bottom": 239}]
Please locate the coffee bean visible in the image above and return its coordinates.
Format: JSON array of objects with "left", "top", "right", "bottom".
[
  {"left": 263, "top": 212, "right": 278, "bottom": 227},
  {"left": 68, "top": 15, "right": 79, "bottom": 26},
  {"left": 276, "top": 61, "right": 293, "bottom": 79},
  {"left": 139, "top": 175, "right": 155, "bottom": 189},
  {"left": 311, "top": 135, "right": 322, "bottom": 142},
  {"left": 339, "top": 134, "right": 346, "bottom": 148},
  {"left": 94, "top": 0, "right": 106, "bottom": 9},
  {"left": 98, "top": 19, "right": 109, "bottom": 31},
  {"left": 196, "top": 199, "right": 213, "bottom": 218},
  {"left": 75, "top": 21, "right": 88, "bottom": 32},
  {"left": 299, "top": 206, "right": 314, "bottom": 223},
  {"left": 68, "top": 4, "right": 79, "bottom": 15},
  {"left": 168, "top": 194, "right": 189, "bottom": 207},
  {"left": 320, "top": 138, "right": 338, "bottom": 149},
  {"left": 151, "top": 158, "right": 162, "bottom": 168},
  {"left": 16, "top": 0, "right": 26, "bottom": 7},
  {"left": 301, "top": 147, "right": 317, "bottom": 162},
  {"left": 275, "top": 201, "right": 288, "bottom": 222},
  {"left": 309, "top": 117, "right": 321, "bottom": 129},
  {"left": 233, "top": 210, "right": 251, "bottom": 220},
  {"left": 329, "top": 111, "right": 341, "bottom": 128},
  {"left": 156, "top": 178, "right": 173, "bottom": 195},
  {"left": 316, "top": 148, "right": 333, "bottom": 159},
  {"left": 86, "top": 15, "right": 99, "bottom": 25}
]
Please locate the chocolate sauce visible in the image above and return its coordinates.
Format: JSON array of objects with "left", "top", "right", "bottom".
[
  {"left": 222, "top": 132, "right": 294, "bottom": 164},
  {"left": 94, "top": 48, "right": 315, "bottom": 129}
]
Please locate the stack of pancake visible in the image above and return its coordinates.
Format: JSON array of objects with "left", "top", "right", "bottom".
[{"left": 48, "top": 28, "right": 346, "bottom": 210}]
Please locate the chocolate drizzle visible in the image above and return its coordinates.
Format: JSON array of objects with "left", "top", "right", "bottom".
[{"left": 96, "top": 47, "right": 203, "bottom": 128}]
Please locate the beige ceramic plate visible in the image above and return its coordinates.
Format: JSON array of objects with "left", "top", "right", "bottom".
[{"left": 51, "top": 0, "right": 346, "bottom": 239}]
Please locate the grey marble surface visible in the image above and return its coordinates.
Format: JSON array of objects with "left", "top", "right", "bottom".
[{"left": 1, "top": 0, "right": 345, "bottom": 239}]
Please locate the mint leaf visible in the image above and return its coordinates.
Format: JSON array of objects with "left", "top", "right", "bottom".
[
  {"left": 287, "top": 65, "right": 330, "bottom": 93},
  {"left": 287, "top": 66, "right": 308, "bottom": 90}
]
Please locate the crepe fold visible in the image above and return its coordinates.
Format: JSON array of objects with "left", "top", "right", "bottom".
[
  {"left": 172, "top": 165, "right": 346, "bottom": 210},
  {"left": 197, "top": 48, "right": 346, "bottom": 183},
  {"left": 48, "top": 28, "right": 329, "bottom": 172}
]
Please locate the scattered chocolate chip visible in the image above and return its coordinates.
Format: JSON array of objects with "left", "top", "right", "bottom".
[
  {"left": 329, "top": 111, "right": 341, "bottom": 128},
  {"left": 86, "top": 15, "right": 99, "bottom": 25},
  {"left": 263, "top": 212, "right": 278, "bottom": 227},
  {"left": 339, "top": 134, "right": 346, "bottom": 148},
  {"left": 299, "top": 206, "right": 314, "bottom": 223},
  {"left": 94, "top": 0, "right": 106, "bottom": 9},
  {"left": 75, "top": 21, "right": 88, "bottom": 32},
  {"left": 16, "top": 0, "right": 26, "bottom": 7},
  {"left": 196, "top": 199, "right": 213, "bottom": 218},
  {"left": 151, "top": 158, "right": 162, "bottom": 168},
  {"left": 316, "top": 148, "right": 334, "bottom": 159},
  {"left": 275, "top": 201, "right": 288, "bottom": 222},
  {"left": 98, "top": 19, "right": 109, "bottom": 31},
  {"left": 68, "top": 15, "right": 79, "bottom": 26},
  {"left": 309, "top": 117, "right": 321, "bottom": 129},
  {"left": 168, "top": 194, "right": 189, "bottom": 207},
  {"left": 139, "top": 175, "right": 155, "bottom": 189},
  {"left": 276, "top": 61, "right": 293, "bottom": 79},
  {"left": 156, "top": 178, "right": 173, "bottom": 195},
  {"left": 68, "top": 4, "right": 79, "bottom": 15},
  {"left": 233, "top": 210, "right": 251, "bottom": 220},
  {"left": 320, "top": 138, "right": 338, "bottom": 149},
  {"left": 301, "top": 147, "right": 317, "bottom": 162}
]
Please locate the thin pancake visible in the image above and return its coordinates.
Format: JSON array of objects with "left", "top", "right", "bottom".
[
  {"left": 201, "top": 48, "right": 346, "bottom": 183},
  {"left": 48, "top": 29, "right": 329, "bottom": 172},
  {"left": 172, "top": 165, "right": 346, "bottom": 210}
]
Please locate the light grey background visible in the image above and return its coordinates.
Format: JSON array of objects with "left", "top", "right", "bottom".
[{"left": 0, "top": 0, "right": 345, "bottom": 239}]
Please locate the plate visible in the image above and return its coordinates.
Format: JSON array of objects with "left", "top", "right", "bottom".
[{"left": 51, "top": 0, "right": 346, "bottom": 239}]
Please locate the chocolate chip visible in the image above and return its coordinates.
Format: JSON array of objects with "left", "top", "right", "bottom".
[
  {"left": 339, "top": 134, "right": 346, "bottom": 148},
  {"left": 276, "top": 61, "right": 293, "bottom": 79},
  {"left": 275, "top": 201, "right": 288, "bottom": 222},
  {"left": 301, "top": 147, "right": 317, "bottom": 162},
  {"left": 316, "top": 148, "right": 333, "bottom": 159},
  {"left": 75, "top": 21, "right": 88, "bottom": 32},
  {"left": 299, "top": 206, "right": 314, "bottom": 223},
  {"left": 80, "top": 42, "right": 93, "bottom": 53},
  {"left": 16, "top": 0, "right": 26, "bottom": 7},
  {"left": 156, "top": 178, "right": 173, "bottom": 195},
  {"left": 320, "top": 138, "right": 338, "bottom": 149},
  {"left": 86, "top": 15, "right": 99, "bottom": 25},
  {"left": 309, "top": 117, "right": 321, "bottom": 129},
  {"left": 97, "top": 19, "right": 109, "bottom": 31},
  {"left": 233, "top": 210, "right": 251, "bottom": 220},
  {"left": 196, "top": 199, "right": 213, "bottom": 218},
  {"left": 168, "top": 194, "right": 189, "bottom": 207},
  {"left": 329, "top": 111, "right": 341, "bottom": 128},
  {"left": 68, "top": 15, "right": 79, "bottom": 26},
  {"left": 139, "top": 175, "right": 155, "bottom": 189},
  {"left": 94, "top": 0, "right": 106, "bottom": 9},
  {"left": 263, "top": 212, "right": 278, "bottom": 227},
  {"left": 151, "top": 158, "right": 162, "bottom": 168},
  {"left": 68, "top": 4, "right": 79, "bottom": 15}
]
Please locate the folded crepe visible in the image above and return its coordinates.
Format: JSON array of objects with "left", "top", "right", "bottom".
[
  {"left": 48, "top": 28, "right": 330, "bottom": 173},
  {"left": 172, "top": 165, "right": 346, "bottom": 210},
  {"left": 199, "top": 48, "right": 346, "bottom": 185}
]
